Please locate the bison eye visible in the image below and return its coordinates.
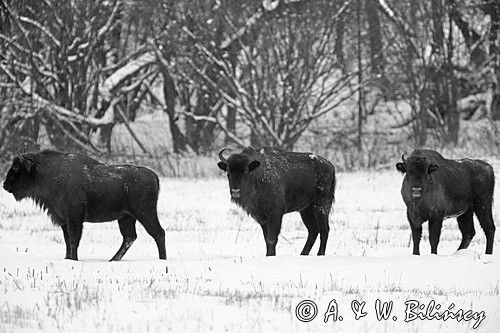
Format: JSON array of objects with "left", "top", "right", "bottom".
[
  {"left": 249, "top": 160, "right": 260, "bottom": 171},
  {"left": 428, "top": 164, "right": 438, "bottom": 173}
]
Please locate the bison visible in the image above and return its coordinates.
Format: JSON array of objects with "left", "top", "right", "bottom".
[
  {"left": 396, "top": 149, "right": 495, "bottom": 255},
  {"left": 217, "top": 146, "right": 336, "bottom": 256},
  {"left": 2, "top": 150, "right": 166, "bottom": 261}
]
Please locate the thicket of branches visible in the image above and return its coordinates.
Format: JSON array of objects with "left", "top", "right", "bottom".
[{"left": 0, "top": 0, "right": 499, "bottom": 161}]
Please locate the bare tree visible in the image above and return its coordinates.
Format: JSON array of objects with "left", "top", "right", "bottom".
[
  {"left": 182, "top": 1, "right": 355, "bottom": 150},
  {"left": 0, "top": 0, "right": 158, "bottom": 154}
]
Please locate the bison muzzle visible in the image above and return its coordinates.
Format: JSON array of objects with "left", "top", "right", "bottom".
[{"left": 3, "top": 150, "right": 166, "bottom": 261}]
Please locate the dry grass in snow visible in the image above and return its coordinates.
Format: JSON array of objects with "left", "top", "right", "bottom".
[{"left": 0, "top": 169, "right": 499, "bottom": 332}]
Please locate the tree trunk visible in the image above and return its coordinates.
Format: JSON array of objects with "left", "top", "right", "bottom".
[
  {"left": 446, "top": 12, "right": 459, "bottom": 144},
  {"left": 96, "top": 124, "right": 114, "bottom": 154},
  {"left": 11, "top": 117, "right": 40, "bottom": 152},
  {"left": 94, "top": 12, "right": 122, "bottom": 154},
  {"left": 486, "top": 3, "right": 500, "bottom": 120},
  {"left": 162, "top": 69, "right": 189, "bottom": 153},
  {"left": 250, "top": 130, "right": 263, "bottom": 147},
  {"left": 431, "top": 0, "right": 459, "bottom": 144},
  {"left": 409, "top": 1, "right": 427, "bottom": 145},
  {"left": 225, "top": 51, "right": 238, "bottom": 144},
  {"left": 365, "top": 0, "right": 383, "bottom": 74},
  {"left": 447, "top": 0, "right": 486, "bottom": 67},
  {"left": 225, "top": 105, "right": 236, "bottom": 144},
  {"left": 195, "top": 95, "right": 218, "bottom": 153},
  {"left": 356, "top": 0, "right": 364, "bottom": 152},
  {"left": 334, "top": 12, "right": 345, "bottom": 69}
]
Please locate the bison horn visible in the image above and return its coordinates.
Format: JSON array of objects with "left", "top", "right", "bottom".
[
  {"left": 402, "top": 154, "right": 407, "bottom": 162},
  {"left": 218, "top": 148, "right": 228, "bottom": 163}
]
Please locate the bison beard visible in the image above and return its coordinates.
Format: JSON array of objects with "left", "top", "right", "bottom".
[
  {"left": 2, "top": 150, "right": 166, "bottom": 261},
  {"left": 396, "top": 149, "right": 496, "bottom": 255},
  {"left": 218, "top": 147, "right": 336, "bottom": 256}
]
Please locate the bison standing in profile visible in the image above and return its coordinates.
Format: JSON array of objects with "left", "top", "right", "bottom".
[
  {"left": 217, "top": 147, "right": 336, "bottom": 256},
  {"left": 396, "top": 149, "right": 495, "bottom": 255},
  {"left": 3, "top": 150, "right": 166, "bottom": 261}
]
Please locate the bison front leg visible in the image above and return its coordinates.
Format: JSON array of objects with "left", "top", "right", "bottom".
[
  {"left": 110, "top": 215, "right": 137, "bottom": 261},
  {"left": 428, "top": 217, "right": 443, "bottom": 254},
  {"left": 265, "top": 215, "right": 283, "bottom": 256},
  {"left": 61, "top": 204, "right": 86, "bottom": 261},
  {"left": 65, "top": 221, "right": 83, "bottom": 261},
  {"left": 52, "top": 217, "right": 71, "bottom": 259},
  {"left": 61, "top": 224, "right": 71, "bottom": 259},
  {"left": 407, "top": 210, "right": 423, "bottom": 255},
  {"left": 410, "top": 224, "right": 422, "bottom": 255},
  {"left": 66, "top": 209, "right": 85, "bottom": 260},
  {"left": 457, "top": 209, "right": 475, "bottom": 251}
]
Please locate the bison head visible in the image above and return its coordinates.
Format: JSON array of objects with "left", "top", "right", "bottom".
[
  {"left": 217, "top": 148, "right": 261, "bottom": 199},
  {"left": 3, "top": 155, "right": 34, "bottom": 201},
  {"left": 396, "top": 154, "right": 438, "bottom": 198}
]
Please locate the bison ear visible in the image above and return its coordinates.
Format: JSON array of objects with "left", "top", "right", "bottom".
[
  {"left": 20, "top": 156, "right": 32, "bottom": 173},
  {"left": 23, "top": 159, "right": 32, "bottom": 173},
  {"left": 396, "top": 162, "right": 406, "bottom": 173},
  {"left": 249, "top": 160, "right": 260, "bottom": 172},
  {"left": 428, "top": 164, "right": 438, "bottom": 174},
  {"left": 217, "top": 161, "right": 227, "bottom": 172}
]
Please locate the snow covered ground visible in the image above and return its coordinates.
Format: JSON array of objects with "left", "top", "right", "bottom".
[{"left": 0, "top": 169, "right": 499, "bottom": 332}]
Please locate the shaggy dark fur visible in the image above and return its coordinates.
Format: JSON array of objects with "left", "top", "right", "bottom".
[
  {"left": 396, "top": 149, "right": 495, "bottom": 255},
  {"left": 218, "top": 147, "right": 336, "bottom": 256},
  {"left": 3, "top": 150, "right": 166, "bottom": 261}
]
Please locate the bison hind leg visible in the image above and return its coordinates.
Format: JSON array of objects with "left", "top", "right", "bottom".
[
  {"left": 473, "top": 200, "right": 496, "bottom": 254},
  {"left": 457, "top": 209, "right": 475, "bottom": 251},
  {"left": 134, "top": 210, "right": 166, "bottom": 260},
  {"left": 300, "top": 199, "right": 332, "bottom": 256},
  {"left": 313, "top": 201, "right": 331, "bottom": 256},
  {"left": 110, "top": 215, "right": 137, "bottom": 261},
  {"left": 299, "top": 205, "right": 319, "bottom": 255}
]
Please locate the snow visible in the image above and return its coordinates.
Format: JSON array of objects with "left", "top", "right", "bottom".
[{"left": 0, "top": 171, "right": 499, "bottom": 332}]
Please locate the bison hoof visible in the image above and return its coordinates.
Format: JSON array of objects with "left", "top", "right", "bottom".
[
  {"left": 452, "top": 249, "right": 470, "bottom": 256},
  {"left": 481, "top": 254, "right": 494, "bottom": 264}
]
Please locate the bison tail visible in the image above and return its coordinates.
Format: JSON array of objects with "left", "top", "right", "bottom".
[
  {"left": 490, "top": 166, "right": 495, "bottom": 203},
  {"left": 154, "top": 172, "right": 160, "bottom": 194},
  {"left": 330, "top": 168, "right": 336, "bottom": 202}
]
